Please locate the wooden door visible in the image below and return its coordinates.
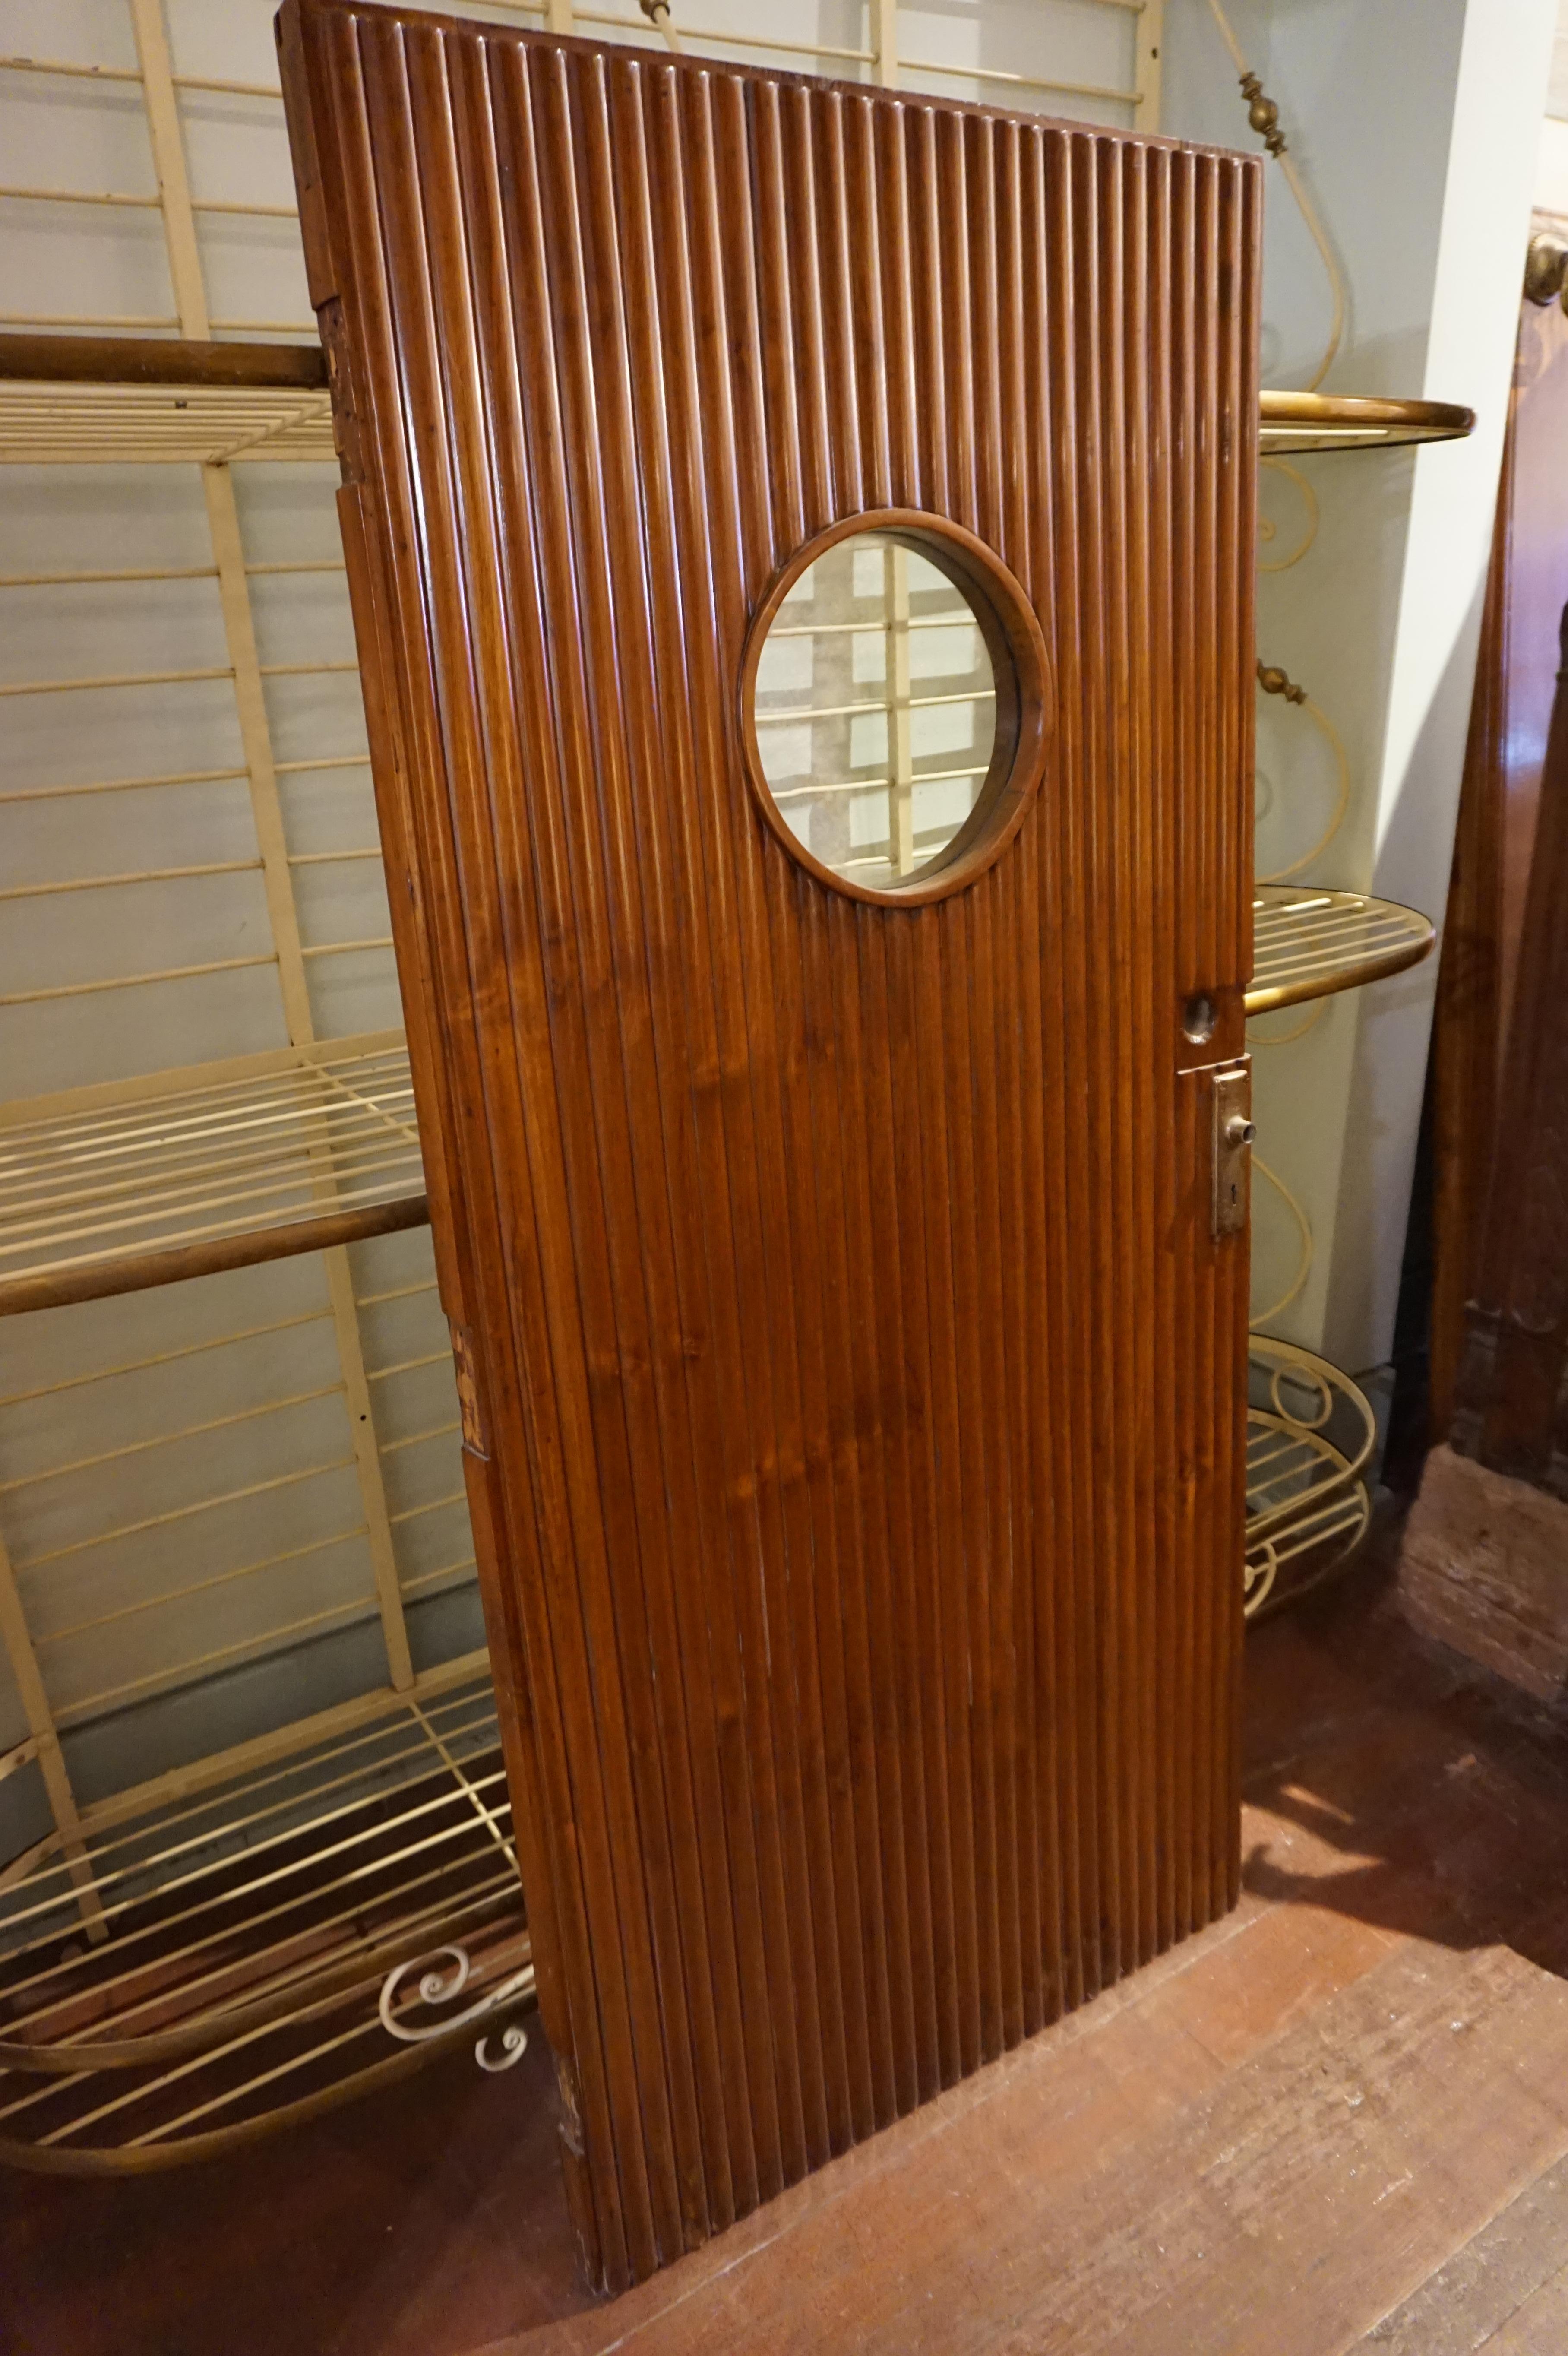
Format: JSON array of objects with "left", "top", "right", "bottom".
[{"left": 280, "top": 0, "right": 1258, "bottom": 2290}]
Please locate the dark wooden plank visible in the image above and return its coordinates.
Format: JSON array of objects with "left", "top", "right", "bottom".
[
  {"left": 0, "top": 1193, "right": 429, "bottom": 1317},
  {"left": 0, "top": 331, "right": 325, "bottom": 386},
  {"left": 1477, "top": 2262, "right": 1568, "bottom": 2352},
  {"left": 1358, "top": 2150, "right": 1568, "bottom": 2351}
]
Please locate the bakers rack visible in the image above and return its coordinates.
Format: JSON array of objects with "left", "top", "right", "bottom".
[
  {"left": 1240, "top": 392, "right": 1471, "bottom": 1615},
  {"left": 0, "top": 0, "right": 534, "bottom": 2167}
]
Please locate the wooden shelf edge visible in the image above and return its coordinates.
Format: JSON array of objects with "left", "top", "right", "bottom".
[
  {"left": 0, "top": 332, "right": 326, "bottom": 390},
  {"left": 0, "top": 1192, "right": 430, "bottom": 1317}
]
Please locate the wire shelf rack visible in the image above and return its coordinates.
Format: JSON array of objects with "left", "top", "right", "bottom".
[
  {"left": 0, "top": 1671, "right": 532, "bottom": 2173},
  {"left": 0, "top": 336, "right": 335, "bottom": 465},
  {"left": 0, "top": 380, "right": 335, "bottom": 466},
  {"left": 1244, "top": 1336, "right": 1375, "bottom": 1620},
  {"left": 1246, "top": 885, "right": 1435, "bottom": 1017},
  {"left": 0, "top": 1034, "right": 428, "bottom": 1315},
  {"left": 1259, "top": 390, "right": 1475, "bottom": 454}
]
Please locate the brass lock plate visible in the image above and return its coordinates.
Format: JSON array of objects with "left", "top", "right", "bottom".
[{"left": 1211, "top": 1061, "right": 1254, "bottom": 1238}]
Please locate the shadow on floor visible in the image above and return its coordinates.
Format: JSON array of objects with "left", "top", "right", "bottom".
[{"left": 1241, "top": 1554, "right": 1568, "bottom": 1985}]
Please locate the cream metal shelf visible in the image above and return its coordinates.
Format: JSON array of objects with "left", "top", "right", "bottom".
[
  {"left": 0, "top": 334, "right": 334, "bottom": 465},
  {"left": 0, "top": 1667, "right": 533, "bottom": 2172},
  {"left": 1259, "top": 390, "right": 1475, "bottom": 454},
  {"left": 1246, "top": 885, "right": 1435, "bottom": 1017},
  {"left": 1244, "top": 1336, "right": 1374, "bottom": 1620},
  {"left": 0, "top": 1033, "right": 428, "bottom": 1315}
]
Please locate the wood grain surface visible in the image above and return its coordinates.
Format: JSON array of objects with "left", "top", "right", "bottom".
[
  {"left": 279, "top": 0, "right": 1260, "bottom": 2286},
  {"left": 1453, "top": 595, "right": 1568, "bottom": 1491},
  {"left": 1432, "top": 271, "right": 1568, "bottom": 1457}
]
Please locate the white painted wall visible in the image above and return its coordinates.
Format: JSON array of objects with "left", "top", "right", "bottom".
[{"left": 1162, "top": 0, "right": 1556, "bottom": 1381}]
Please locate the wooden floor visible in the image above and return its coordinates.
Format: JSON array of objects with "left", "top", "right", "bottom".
[{"left": 7, "top": 1552, "right": 1568, "bottom": 2356}]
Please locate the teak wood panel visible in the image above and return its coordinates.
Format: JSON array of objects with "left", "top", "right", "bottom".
[
  {"left": 1452, "top": 595, "right": 1568, "bottom": 1490},
  {"left": 279, "top": 0, "right": 1258, "bottom": 2291}
]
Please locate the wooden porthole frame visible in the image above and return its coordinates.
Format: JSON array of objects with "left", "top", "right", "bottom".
[{"left": 738, "top": 507, "right": 1054, "bottom": 908}]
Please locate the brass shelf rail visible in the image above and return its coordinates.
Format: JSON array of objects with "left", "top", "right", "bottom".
[
  {"left": 0, "top": 1035, "right": 428, "bottom": 1315},
  {"left": 1259, "top": 390, "right": 1475, "bottom": 454},
  {"left": 1244, "top": 1336, "right": 1375, "bottom": 1620},
  {"left": 0, "top": 1669, "right": 534, "bottom": 2173},
  {"left": 1246, "top": 884, "right": 1435, "bottom": 1016}
]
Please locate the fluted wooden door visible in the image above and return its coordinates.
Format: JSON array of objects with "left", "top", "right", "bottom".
[{"left": 281, "top": 0, "right": 1258, "bottom": 2291}]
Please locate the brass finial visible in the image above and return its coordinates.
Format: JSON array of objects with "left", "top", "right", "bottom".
[
  {"left": 1257, "top": 661, "right": 1307, "bottom": 705},
  {"left": 1525, "top": 232, "right": 1568, "bottom": 308},
  {"left": 1239, "top": 71, "right": 1287, "bottom": 159}
]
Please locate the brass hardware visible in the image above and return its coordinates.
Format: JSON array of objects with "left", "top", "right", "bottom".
[
  {"left": 1211, "top": 1062, "right": 1253, "bottom": 1238},
  {"left": 1237, "top": 70, "right": 1287, "bottom": 158},
  {"left": 1525, "top": 232, "right": 1568, "bottom": 309},
  {"left": 1257, "top": 659, "right": 1306, "bottom": 705}
]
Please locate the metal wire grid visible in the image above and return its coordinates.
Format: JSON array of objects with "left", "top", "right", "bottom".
[
  {"left": 0, "top": 0, "right": 438, "bottom": 1938},
  {"left": 0, "top": 1676, "right": 532, "bottom": 2170},
  {"left": 1244, "top": 1338, "right": 1376, "bottom": 1620},
  {"left": 0, "top": 1036, "right": 427, "bottom": 1313},
  {"left": 0, "top": 1256, "right": 473, "bottom": 1751},
  {"left": 1246, "top": 885, "right": 1435, "bottom": 1017},
  {"left": 0, "top": 381, "right": 336, "bottom": 465}
]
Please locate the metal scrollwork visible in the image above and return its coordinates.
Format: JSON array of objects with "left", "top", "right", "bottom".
[{"left": 379, "top": 1944, "right": 535, "bottom": 2074}]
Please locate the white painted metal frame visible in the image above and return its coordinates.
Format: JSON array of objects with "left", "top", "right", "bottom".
[
  {"left": 0, "top": 1672, "right": 530, "bottom": 2172},
  {"left": 0, "top": 2, "right": 422, "bottom": 1939}
]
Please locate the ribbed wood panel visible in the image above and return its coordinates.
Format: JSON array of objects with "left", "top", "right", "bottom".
[{"left": 280, "top": 0, "right": 1258, "bottom": 2290}]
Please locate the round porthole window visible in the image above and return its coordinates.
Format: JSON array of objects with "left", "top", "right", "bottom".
[{"left": 740, "top": 510, "right": 1051, "bottom": 907}]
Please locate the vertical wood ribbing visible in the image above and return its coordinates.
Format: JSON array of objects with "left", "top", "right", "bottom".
[{"left": 281, "top": 0, "right": 1257, "bottom": 2288}]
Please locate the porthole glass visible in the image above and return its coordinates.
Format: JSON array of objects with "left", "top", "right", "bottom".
[{"left": 749, "top": 529, "right": 1008, "bottom": 894}]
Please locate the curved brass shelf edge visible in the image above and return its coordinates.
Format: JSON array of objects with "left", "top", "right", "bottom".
[
  {"left": 1244, "top": 905, "right": 1435, "bottom": 1017},
  {"left": 0, "top": 1988, "right": 538, "bottom": 2176},
  {"left": 1245, "top": 1335, "right": 1378, "bottom": 1544},
  {"left": 1259, "top": 389, "right": 1475, "bottom": 455}
]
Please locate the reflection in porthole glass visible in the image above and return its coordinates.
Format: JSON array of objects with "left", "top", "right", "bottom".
[{"left": 750, "top": 531, "right": 1001, "bottom": 892}]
